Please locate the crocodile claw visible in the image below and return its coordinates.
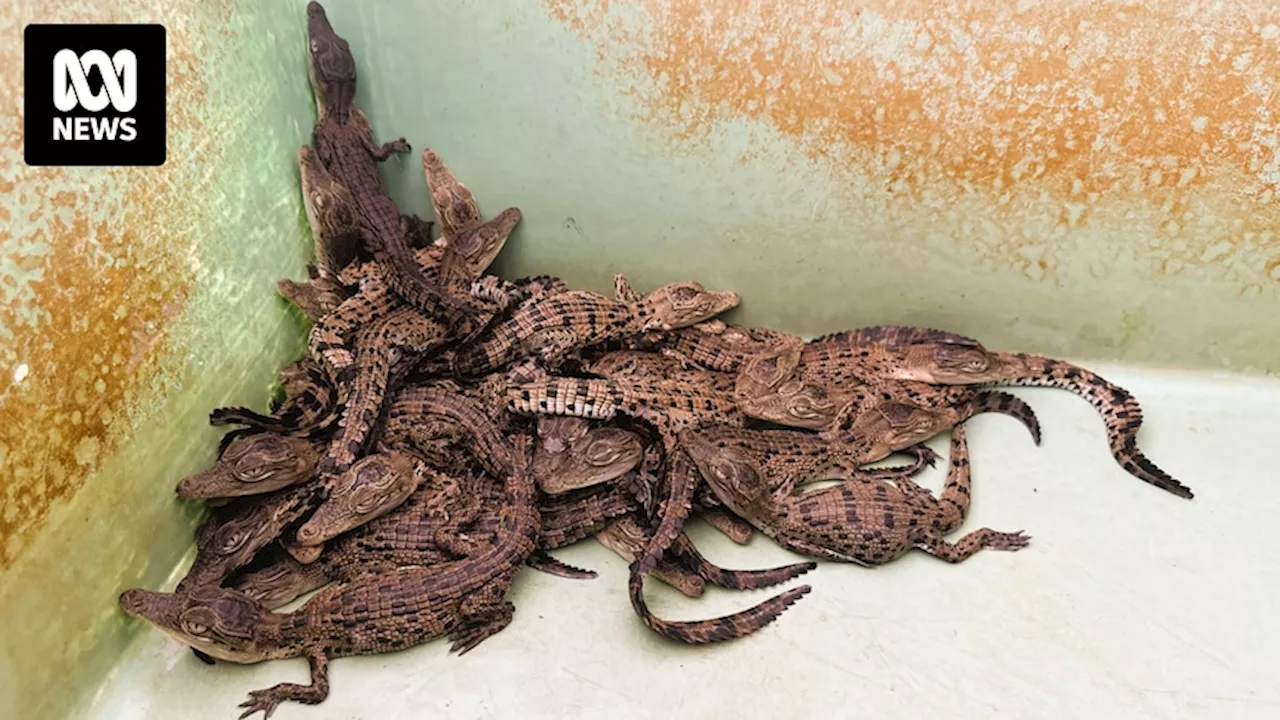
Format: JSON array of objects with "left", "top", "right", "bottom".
[{"left": 237, "top": 690, "right": 283, "bottom": 720}]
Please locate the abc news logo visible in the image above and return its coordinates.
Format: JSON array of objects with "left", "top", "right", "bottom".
[{"left": 24, "top": 24, "right": 166, "bottom": 166}]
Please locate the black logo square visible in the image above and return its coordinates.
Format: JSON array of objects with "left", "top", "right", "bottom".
[{"left": 23, "top": 24, "right": 167, "bottom": 167}]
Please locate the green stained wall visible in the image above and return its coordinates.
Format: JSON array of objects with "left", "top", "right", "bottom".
[{"left": 0, "top": 2, "right": 314, "bottom": 718}]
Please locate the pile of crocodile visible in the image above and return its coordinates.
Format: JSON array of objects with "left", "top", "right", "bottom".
[{"left": 117, "top": 3, "right": 1194, "bottom": 718}]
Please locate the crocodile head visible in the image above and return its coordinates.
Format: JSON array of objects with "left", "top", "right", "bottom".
[
  {"left": 294, "top": 451, "right": 421, "bottom": 547},
  {"left": 298, "top": 145, "right": 360, "bottom": 271},
  {"left": 451, "top": 207, "right": 521, "bottom": 278},
  {"left": 305, "top": 1, "right": 357, "bottom": 123},
  {"left": 640, "top": 281, "right": 741, "bottom": 331},
  {"left": 882, "top": 335, "right": 1019, "bottom": 385},
  {"left": 231, "top": 559, "right": 318, "bottom": 610},
  {"left": 533, "top": 417, "right": 644, "bottom": 494},
  {"left": 177, "top": 434, "right": 319, "bottom": 499},
  {"left": 421, "top": 148, "right": 483, "bottom": 237},
  {"left": 734, "top": 337, "right": 805, "bottom": 394},
  {"left": 819, "top": 400, "right": 953, "bottom": 463},
  {"left": 681, "top": 432, "right": 770, "bottom": 520},
  {"left": 277, "top": 274, "right": 348, "bottom": 323},
  {"left": 119, "top": 586, "right": 285, "bottom": 663},
  {"left": 735, "top": 377, "right": 856, "bottom": 431}
]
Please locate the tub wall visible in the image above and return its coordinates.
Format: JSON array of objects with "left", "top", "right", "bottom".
[
  {"left": 0, "top": 2, "right": 313, "bottom": 718},
  {"left": 1, "top": 1, "right": 1276, "bottom": 718}
]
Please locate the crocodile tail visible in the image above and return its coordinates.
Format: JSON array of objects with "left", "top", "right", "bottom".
[
  {"left": 451, "top": 321, "right": 517, "bottom": 377},
  {"left": 668, "top": 533, "right": 816, "bottom": 590},
  {"left": 628, "top": 566, "right": 811, "bottom": 644},
  {"left": 984, "top": 353, "right": 1192, "bottom": 499},
  {"left": 961, "top": 390, "right": 1042, "bottom": 445},
  {"left": 506, "top": 377, "right": 627, "bottom": 420}
]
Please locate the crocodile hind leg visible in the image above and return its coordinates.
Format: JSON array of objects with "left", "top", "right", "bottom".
[
  {"left": 914, "top": 527, "right": 1031, "bottom": 563},
  {"left": 237, "top": 646, "right": 330, "bottom": 719},
  {"left": 449, "top": 582, "right": 516, "bottom": 655},
  {"left": 596, "top": 517, "right": 707, "bottom": 598},
  {"left": 698, "top": 506, "right": 754, "bottom": 544},
  {"left": 931, "top": 423, "right": 974, "bottom": 532},
  {"left": 669, "top": 532, "right": 815, "bottom": 590}
]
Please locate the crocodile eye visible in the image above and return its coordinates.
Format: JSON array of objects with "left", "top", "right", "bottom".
[
  {"left": 180, "top": 608, "right": 216, "bottom": 637},
  {"left": 787, "top": 398, "right": 821, "bottom": 419},
  {"left": 583, "top": 439, "right": 625, "bottom": 466},
  {"left": 216, "top": 527, "right": 249, "bottom": 554},
  {"left": 310, "top": 40, "right": 320, "bottom": 53},
  {"left": 235, "top": 464, "right": 275, "bottom": 482}
]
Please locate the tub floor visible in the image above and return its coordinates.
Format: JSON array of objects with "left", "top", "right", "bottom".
[{"left": 84, "top": 363, "right": 1279, "bottom": 719}]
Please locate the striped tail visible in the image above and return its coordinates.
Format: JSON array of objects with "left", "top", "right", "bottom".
[
  {"left": 628, "top": 564, "right": 811, "bottom": 644},
  {"left": 507, "top": 377, "right": 628, "bottom": 419},
  {"left": 961, "top": 390, "right": 1042, "bottom": 445},
  {"left": 668, "top": 533, "right": 816, "bottom": 590},
  {"left": 984, "top": 353, "right": 1192, "bottom": 499}
]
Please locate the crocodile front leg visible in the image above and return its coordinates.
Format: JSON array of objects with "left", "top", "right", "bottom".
[
  {"left": 237, "top": 645, "right": 330, "bottom": 719},
  {"left": 914, "top": 528, "right": 1031, "bottom": 563},
  {"left": 352, "top": 109, "right": 410, "bottom": 162}
]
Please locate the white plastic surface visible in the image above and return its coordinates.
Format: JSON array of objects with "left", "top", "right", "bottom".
[{"left": 86, "top": 364, "right": 1278, "bottom": 719}]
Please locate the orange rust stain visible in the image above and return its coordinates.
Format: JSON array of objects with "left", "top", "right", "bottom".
[
  {"left": 545, "top": 0, "right": 1280, "bottom": 279},
  {"left": 0, "top": 0, "right": 235, "bottom": 568}
]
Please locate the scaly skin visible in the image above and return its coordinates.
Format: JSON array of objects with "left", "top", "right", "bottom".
[
  {"left": 177, "top": 434, "right": 320, "bottom": 500},
  {"left": 294, "top": 450, "right": 427, "bottom": 548},
  {"left": 503, "top": 370, "right": 815, "bottom": 644},
  {"left": 595, "top": 517, "right": 708, "bottom": 598},
  {"left": 380, "top": 381, "right": 526, "bottom": 479},
  {"left": 313, "top": 307, "right": 446, "bottom": 480},
  {"left": 686, "top": 422, "right": 1031, "bottom": 565},
  {"left": 174, "top": 483, "right": 317, "bottom": 595},
  {"left": 298, "top": 144, "right": 362, "bottom": 275},
  {"left": 506, "top": 376, "right": 744, "bottom": 424},
  {"left": 421, "top": 148, "right": 482, "bottom": 238},
  {"left": 512, "top": 370, "right": 816, "bottom": 638},
  {"left": 794, "top": 326, "right": 1191, "bottom": 498},
  {"left": 119, "top": 434, "right": 541, "bottom": 719},
  {"left": 309, "top": 146, "right": 517, "bottom": 376},
  {"left": 277, "top": 267, "right": 351, "bottom": 324},
  {"left": 306, "top": 2, "right": 476, "bottom": 333},
  {"left": 596, "top": 514, "right": 812, "bottom": 599},
  {"left": 625, "top": 448, "right": 815, "bottom": 644},
  {"left": 232, "top": 471, "right": 640, "bottom": 610},
  {"left": 451, "top": 275, "right": 741, "bottom": 376},
  {"left": 694, "top": 391, "right": 1040, "bottom": 499},
  {"left": 818, "top": 385, "right": 1044, "bottom": 453},
  {"left": 532, "top": 416, "right": 644, "bottom": 494},
  {"left": 633, "top": 319, "right": 800, "bottom": 373},
  {"left": 627, "top": 388, "right": 1037, "bottom": 601},
  {"left": 209, "top": 358, "right": 339, "bottom": 440},
  {"left": 310, "top": 206, "right": 520, "bottom": 381}
]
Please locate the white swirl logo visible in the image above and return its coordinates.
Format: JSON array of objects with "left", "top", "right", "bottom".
[{"left": 52, "top": 49, "right": 137, "bottom": 112}]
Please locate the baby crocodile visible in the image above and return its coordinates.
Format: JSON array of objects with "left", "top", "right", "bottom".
[
  {"left": 685, "top": 422, "right": 1031, "bottom": 565},
  {"left": 451, "top": 274, "right": 740, "bottom": 376},
  {"left": 120, "top": 434, "right": 541, "bottom": 719},
  {"left": 786, "top": 325, "right": 1192, "bottom": 498},
  {"left": 305, "top": 1, "right": 475, "bottom": 332}
]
